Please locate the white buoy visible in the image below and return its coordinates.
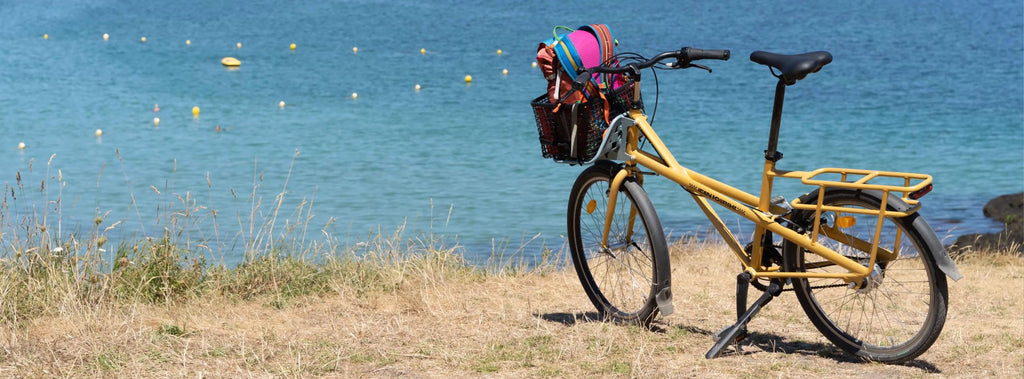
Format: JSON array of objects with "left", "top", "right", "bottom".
[
  {"left": 140, "top": 36, "right": 146, "bottom": 43},
  {"left": 415, "top": 84, "right": 421, "bottom": 91},
  {"left": 502, "top": 68, "right": 508, "bottom": 75},
  {"left": 103, "top": 33, "right": 109, "bottom": 41},
  {"left": 18, "top": 142, "right": 26, "bottom": 150},
  {"left": 237, "top": 42, "right": 242, "bottom": 48},
  {"left": 351, "top": 92, "right": 358, "bottom": 99},
  {"left": 95, "top": 129, "right": 103, "bottom": 137},
  {"left": 154, "top": 117, "right": 160, "bottom": 126},
  {"left": 352, "top": 46, "right": 358, "bottom": 53},
  {"left": 279, "top": 101, "right": 286, "bottom": 108},
  {"left": 186, "top": 39, "right": 191, "bottom": 45},
  {"left": 531, "top": 62, "right": 538, "bottom": 68}
]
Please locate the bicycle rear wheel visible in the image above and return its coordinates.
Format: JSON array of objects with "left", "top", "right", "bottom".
[
  {"left": 783, "top": 189, "right": 948, "bottom": 363},
  {"left": 567, "top": 162, "right": 669, "bottom": 326}
]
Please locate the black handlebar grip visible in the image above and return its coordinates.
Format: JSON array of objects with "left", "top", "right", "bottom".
[{"left": 683, "top": 47, "right": 731, "bottom": 61}]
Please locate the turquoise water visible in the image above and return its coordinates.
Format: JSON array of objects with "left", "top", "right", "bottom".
[{"left": 1, "top": 0, "right": 1021, "bottom": 265}]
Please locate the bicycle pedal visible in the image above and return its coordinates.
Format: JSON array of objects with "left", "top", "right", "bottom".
[
  {"left": 712, "top": 325, "right": 747, "bottom": 344},
  {"left": 707, "top": 324, "right": 748, "bottom": 359},
  {"left": 712, "top": 325, "right": 728, "bottom": 342}
]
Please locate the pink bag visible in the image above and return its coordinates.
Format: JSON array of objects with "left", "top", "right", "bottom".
[{"left": 536, "top": 25, "right": 624, "bottom": 105}]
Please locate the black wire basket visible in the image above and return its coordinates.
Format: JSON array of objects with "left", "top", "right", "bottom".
[{"left": 531, "top": 80, "right": 637, "bottom": 163}]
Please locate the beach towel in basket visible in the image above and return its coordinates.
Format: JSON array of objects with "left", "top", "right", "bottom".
[{"left": 531, "top": 24, "right": 635, "bottom": 163}]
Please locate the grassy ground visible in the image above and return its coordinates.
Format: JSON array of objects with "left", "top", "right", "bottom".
[
  {"left": 0, "top": 239, "right": 1019, "bottom": 377},
  {"left": 2, "top": 158, "right": 1020, "bottom": 377}
]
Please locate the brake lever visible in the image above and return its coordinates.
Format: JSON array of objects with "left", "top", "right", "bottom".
[
  {"left": 689, "top": 63, "right": 712, "bottom": 73},
  {"left": 667, "top": 61, "right": 712, "bottom": 73}
]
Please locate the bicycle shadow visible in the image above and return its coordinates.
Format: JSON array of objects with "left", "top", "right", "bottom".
[
  {"left": 534, "top": 313, "right": 941, "bottom": 373},
  {"left": 534, "top": 312, "right": 692, "bottom": 333},
  {"left": 725, "top": 330, "right": 942, "bottom": 372},
  {"left": 535, "top": 311, "right": 603, "bottom": 326}
]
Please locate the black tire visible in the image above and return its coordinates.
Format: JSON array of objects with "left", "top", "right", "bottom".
[
  {"left": 567, "top": 162, "right": 669, "bottom": 326},
  {"left": 783, "top": 189, "right": 948, "bottom": 363}
]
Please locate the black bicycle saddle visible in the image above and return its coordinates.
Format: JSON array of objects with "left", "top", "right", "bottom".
[{"left": 750, "top": 51, "right": 833, "bottom": 85}]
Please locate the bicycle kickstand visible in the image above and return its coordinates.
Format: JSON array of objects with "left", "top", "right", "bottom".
[{"left": 705, "top": 272, "right": 783, "bottom": 359}]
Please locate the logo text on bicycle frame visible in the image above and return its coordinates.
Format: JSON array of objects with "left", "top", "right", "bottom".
[{"left": 686, "top": 184, "right": 743, "bottom": 213}]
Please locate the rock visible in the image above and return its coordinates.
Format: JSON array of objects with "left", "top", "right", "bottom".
[
  {"left": 983, "top": 193, "right": 1024, "bottom": 224},
  {"left": 950, "top": 227, "right": 1022, "bottom": 255},
  {"left": 949, "top": 192, "right": 1023, "bottom": 255}
]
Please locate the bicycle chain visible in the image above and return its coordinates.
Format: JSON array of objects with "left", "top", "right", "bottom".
[{"left": 755, "top": 280, "right": 848, "bottom": 293}]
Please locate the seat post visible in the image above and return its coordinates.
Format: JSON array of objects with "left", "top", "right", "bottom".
[
  {"left": 765, "top": 79, "right": 786, "bottom": 161},
  {"left": 754, "top": 79, "right": 788, "bottom": 254}
]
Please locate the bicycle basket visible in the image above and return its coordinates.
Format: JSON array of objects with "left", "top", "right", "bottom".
[
  {"left": 531, "top": 80, "right": 638, "bottom": 163},
  {"left": 607, "top": 79, "right": 638, "bottom": 116}
]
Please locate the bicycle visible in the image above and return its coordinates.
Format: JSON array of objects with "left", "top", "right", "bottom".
[{"left": 537, "top": 47, "right": 963, "bottom": 363}]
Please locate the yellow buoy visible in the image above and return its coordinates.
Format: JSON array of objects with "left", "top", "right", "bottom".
[
  {"left": 18, "top": 142, "right": 26, "bottom": 150},
  {"left": 43, "top": 34, "right": 48, "bottom": 40},
  {"left": 351, "top": 92, "right": 358, "bottom": 99},
  {"left": 95, "top": 129, "right": 103, "bottom": 137},
  {"left": 192, "top": 106, "right": 200, "bottom": 117},
  {"left": 186, "top": 39, "right": 191, "bottom": 45},
  {"left": 464, "top": 75, "right": 472, "bottom": 83},
  {"left": 237, "top": 42, "right": 242, "bottom": 48},
  {"left": 103, "top": 33, "right": 109, "bottom": 41},
  {"left": 496, "top": 49, "right": 502, "bottom": 55},
  {"left": 153, "top": 117, "right": 160, "bottom": 126},
  {"left": 502, "top": 68, "right": 508, "bottom": 75},
  {"left": 290, "top": 43, "right": 296, "bottom": 50},
  {"left": 414, "top": 84, "right": 421, "bottom": 91},
  {"left": 352, "top": 46, "right": 358, "bottom": 53},
  {"left": 221, "top": 57, "right": 240, "bottom": 66},
  {"left": 420, "top": 48, "right": 426, "bottom": 55},
  {"left": 279, "top": 101, "right": 286, "bottom": 108},
  {"left": 140, "top": 36, "right": 146, "bottom": 43}
]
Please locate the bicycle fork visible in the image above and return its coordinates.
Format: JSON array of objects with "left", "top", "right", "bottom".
[{"left": 601, "top": 168, "right": 634, "bottom": 249}]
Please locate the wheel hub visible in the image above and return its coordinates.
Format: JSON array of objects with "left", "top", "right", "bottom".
[{"left": 851, "top": 263, "right": 884, "bottom": 293}]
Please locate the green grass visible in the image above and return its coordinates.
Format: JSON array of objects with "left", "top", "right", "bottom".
[{"left": 0, "top": 153, "right": 551, "bottom": 328}]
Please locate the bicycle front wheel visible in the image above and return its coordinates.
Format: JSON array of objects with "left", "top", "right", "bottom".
[
  {"left": 783, "top": 189, "right": 948, "bottom": 363},
  {"left": 567, "top": 162, "right": 669, "bottom": 326}
]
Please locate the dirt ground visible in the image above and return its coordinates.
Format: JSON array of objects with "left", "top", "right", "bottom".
[{"left": 2, "top": 245, "right": 1021, "bottom": 378}]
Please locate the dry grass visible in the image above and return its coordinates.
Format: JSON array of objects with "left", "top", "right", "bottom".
[
  {"left": 2, "top": 155, "right": 1020, "bottom": 376},
  {"left": 0, "top": 239, "right": 1019, "bottom": 377}
]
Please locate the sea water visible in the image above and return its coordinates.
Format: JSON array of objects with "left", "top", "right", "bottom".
[{"left": 1, "top": 0, "right": 1021, "bottom": 265}]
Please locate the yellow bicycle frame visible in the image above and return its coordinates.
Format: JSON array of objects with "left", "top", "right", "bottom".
[{"left": 601, "top": 108, "right": 933, "bottom": 283}]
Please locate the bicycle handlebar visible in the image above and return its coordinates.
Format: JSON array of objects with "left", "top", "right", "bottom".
[
  {"left": 573, "top": 47, "right": 730, "bottom": 89},
  {"left": 682, "top": 47, "right": 731, "bottom": 62}
]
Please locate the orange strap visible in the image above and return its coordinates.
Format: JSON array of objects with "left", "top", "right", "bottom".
[{"left": 599, "top": 83, "right": 610, "bottom": 125}]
